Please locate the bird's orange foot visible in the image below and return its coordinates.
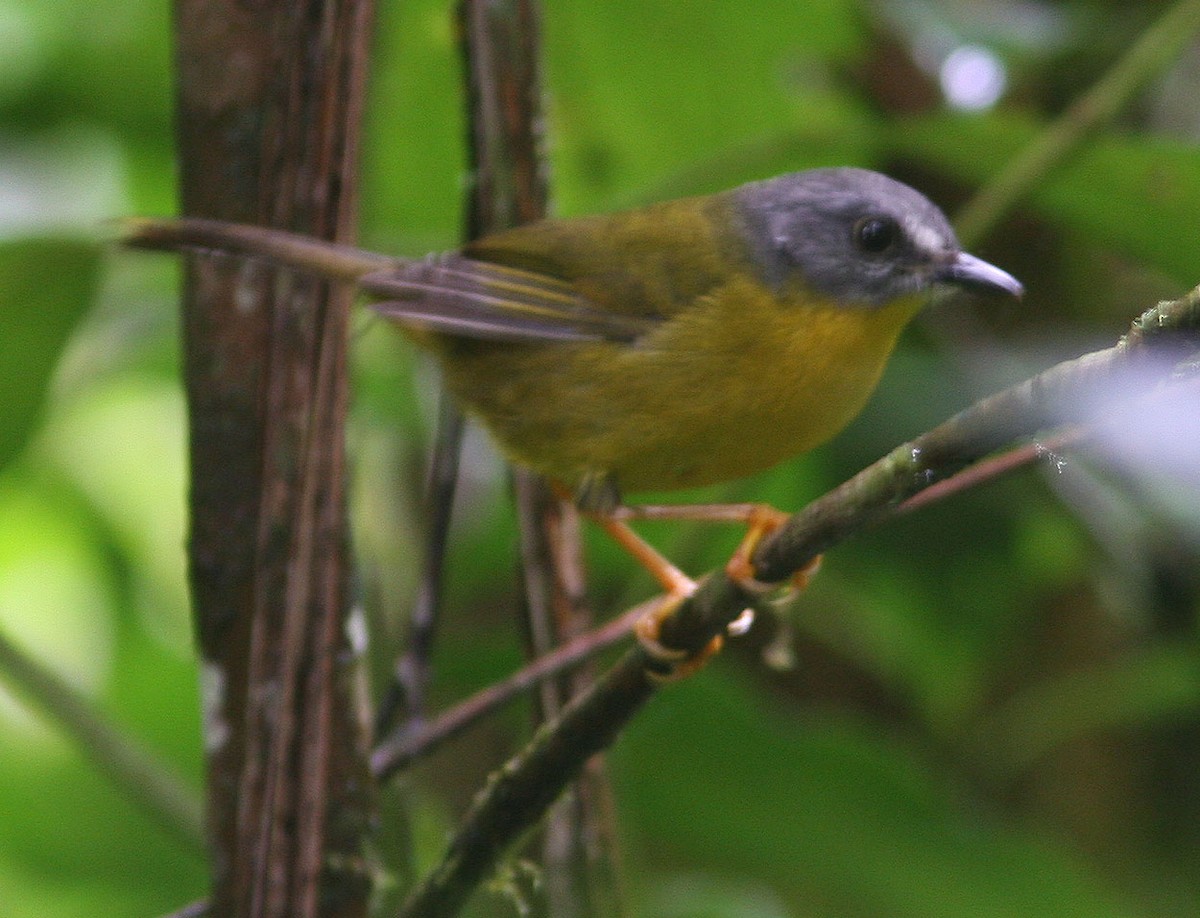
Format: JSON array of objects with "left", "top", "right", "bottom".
[
  {"left": 575, "top": 493, "right": 819, "bottom": 680},
  {"left": 584, "top": 511, "right": 721, "bottom": 680},
  {"left": 634, "top": 585, "right": 726, "bottom": 682},
  {"left": 724, "top": 505, "right": 822, "bottom": 595}
]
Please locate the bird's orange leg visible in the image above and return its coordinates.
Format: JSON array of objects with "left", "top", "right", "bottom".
[
  {"left": 613, "top": 502, "right": 821, "bottom": 593},
  {"left": 553, "top": 481, "right": 819, "bottom": 679},
  {"left": 578, "top": 501, "right": 819, "bottom": 680},
  {"left": 590, "top": 513, "right": 722, "bottom": 681}
]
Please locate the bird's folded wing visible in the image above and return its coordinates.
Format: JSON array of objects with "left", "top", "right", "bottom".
[{"left": 362, "top": 254, "right": 659, "bottom": 343}]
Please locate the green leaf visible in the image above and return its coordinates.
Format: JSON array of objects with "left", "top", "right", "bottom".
[
  {"left": 0, "top": 238, "right": 100, "bottom": 470},
  {"left": 973, "top": 642, "right": 1200, "bottom": 775},
  {"left": 615, "top": 673, "right": 1136, "bottom": 918}
]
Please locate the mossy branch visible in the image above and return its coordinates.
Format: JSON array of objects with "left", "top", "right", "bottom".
[
  {"left": 396, "top": 284, "right": 1200, "bottom": 917},
  {"left": 753, "top": 287, "right": 1200, "bottom": 581}
]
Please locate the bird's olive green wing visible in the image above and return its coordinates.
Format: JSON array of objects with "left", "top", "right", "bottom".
[
  {"left": 363, "top": 255, "right": 659, "bottom": 343},
  {"left": 460, "top": 193, "right": 746, "bottom": 322}
]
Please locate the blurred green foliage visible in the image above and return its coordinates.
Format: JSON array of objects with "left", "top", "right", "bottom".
[{"left": 2, "top": 0, "right": 1199, "bottom": 915}]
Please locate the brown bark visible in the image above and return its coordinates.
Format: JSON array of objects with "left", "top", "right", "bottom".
[{"left": 173, "top": 1, "right": 376, "bottom": 914}]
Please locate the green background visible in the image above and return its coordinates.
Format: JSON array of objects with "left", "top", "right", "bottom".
[{"left": 2, "top": 0, "right": 1200, "bottom": 915}]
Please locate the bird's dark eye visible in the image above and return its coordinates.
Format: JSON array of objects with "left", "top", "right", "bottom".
[{"left": 853, "top": 216, "right": 900, "bottom": 254}]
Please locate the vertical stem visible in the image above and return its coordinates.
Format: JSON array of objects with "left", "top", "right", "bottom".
[
  {"left": 458, "top": 0, "right": 550, "bottom": 236},
  {"left": 403, "top": 1, "right": 624, "bottom": 914},
  {"left": 375, "top": 394, "right": 466, "bottom": 737},
  {"left": 173, "top": 0, "right": 376, "bottom": 915}
]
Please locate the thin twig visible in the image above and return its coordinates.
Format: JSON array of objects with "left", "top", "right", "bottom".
[
  {"left": 0, "top": 628, "right": 203, "bottom": 849},
  {"left": 896, "top": 426, "right": 1086, "bottom": 515},
  {"left": 372, "top": 599, "right": 653, "bottom": 780},
  {"left": 374, "top": 395, "right": 466, "bottom": 736}
]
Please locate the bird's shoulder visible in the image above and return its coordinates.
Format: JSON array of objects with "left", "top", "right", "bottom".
[{"left": 463, "top": 192, "right": 752, "bottom": 319}]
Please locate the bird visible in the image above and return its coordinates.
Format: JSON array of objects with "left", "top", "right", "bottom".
[{"left": 122, "top": 167, "right": 1023, "bottom": 675}]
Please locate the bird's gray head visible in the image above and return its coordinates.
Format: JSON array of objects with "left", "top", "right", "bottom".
[{"left": 733, "top": 167, "right": 1022, "bottom": 306}]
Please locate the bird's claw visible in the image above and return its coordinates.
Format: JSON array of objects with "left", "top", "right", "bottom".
[{"left": 634, "top": 587, "right": 726, "bottom": 682}]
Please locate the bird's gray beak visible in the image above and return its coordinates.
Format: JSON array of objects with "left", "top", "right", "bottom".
[{"left": 936, "top": 252, "right": 1024, "bottom": 298}]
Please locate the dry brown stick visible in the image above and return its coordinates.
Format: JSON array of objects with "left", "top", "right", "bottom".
[{"left": 372, "top": 600, "right": 653, "bottom": 779}]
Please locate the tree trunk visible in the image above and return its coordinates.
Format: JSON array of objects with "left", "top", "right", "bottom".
[{"left": 173, "top": 1, "right": 376, "bottom": 914}]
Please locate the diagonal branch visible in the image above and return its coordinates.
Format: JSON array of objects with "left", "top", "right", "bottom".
[
  {"left": 750, "top": 287, "right": 1200, "bottom": 585},
  {"left": 372, "top": 599, "right": 653, "bottom": 779},
  {"left": 397, "top": 284, "right": 1200, "bottom": 917}
]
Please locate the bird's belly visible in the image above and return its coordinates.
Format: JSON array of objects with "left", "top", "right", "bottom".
[
  {"left": 603, "top": 342, "right": 893, "bottom": 491},
  {"left": 437, "top": 294, "right": 921, "bottom": 495}
]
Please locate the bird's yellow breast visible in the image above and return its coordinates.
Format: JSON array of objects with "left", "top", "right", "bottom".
[{"left": 433, "top": 277, "right": 924, "bottom": 495}]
